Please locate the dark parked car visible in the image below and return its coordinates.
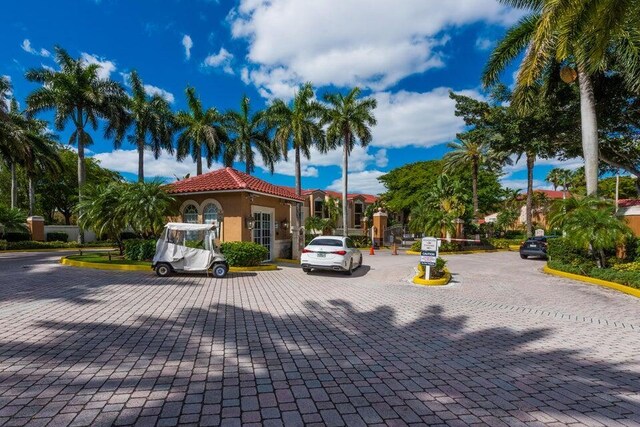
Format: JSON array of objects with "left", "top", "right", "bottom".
[{"left": 519, "top": 236, "right": 554, "bottom": 259}]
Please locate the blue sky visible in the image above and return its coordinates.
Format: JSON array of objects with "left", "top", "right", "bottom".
[{"left": 1, "top": 0, "right": 581, "bottom": 194}]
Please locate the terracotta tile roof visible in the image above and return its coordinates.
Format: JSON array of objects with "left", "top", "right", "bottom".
[
  {"left": 618, "top": 199, "right": 640, "bottom": 208},
  {"left": 166, "top": 167, "right": 304, "bottom": 201},
  {"left": 518, "top": 189, "right": 567, "bottom": 200}
]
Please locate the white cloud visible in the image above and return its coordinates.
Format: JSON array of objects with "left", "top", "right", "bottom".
[
  {"left": 475, "top": 37, "right": 494, "bottom": 51},
  {"left": 92, "top": 149, "right": 223, "bottom": 179},
  {"left": 499, "top": 178, "right": 549, "bottom": 192},
  {"left": 371, "top": 87, "right": 483, "bottom": 148},
  {"left": 182, "top": 35, "right": 193, "bottom": 60},
  {"left": 255, "top": 145, "right": 385, "bottom": 177},
  {"left": 143, "top": 84, "right": 175, "bottom": 103},
  {"left": 502, "top": 155, "right": 583, "bottom": 176},
  {"left": 80, "top": 52, "right": 116, "bottom": 80},
  {"left": 327, "top": 170, "right": 387, "bottom": 195},
  {"left": 230, "top": 0, "right": 521, "bottom": 97},
  {"left": 203, "top": 47, "right": 234, "bottom": 74},
  {"left": 21, "top": 39, "right": 50, "bottom": 57}
]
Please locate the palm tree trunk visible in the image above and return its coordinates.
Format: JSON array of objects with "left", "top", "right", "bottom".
[
  {"left": 472, "top": 159, "right": 479, "bottom": 218},
  {"left": 577, "top": 66, "right": 599, "bottom": 196},
  {"left": 293, "top": 146, "right": 302, "bottom": 259},
  {"left": 10, "top": 161, "right": 17, "bottom": 209},
  {"left": 342, "top": 134, "right": 349, "bottom": 237},
  {"left": 28, "top": 176, "right": 35, "bottom": 217},
  {"left": 526, "top": 152, "right": 534, "bottom": 237},
  {"left": 138, "top": 139, "right": 145, "bottom": 183},
  {"left": 196, "top": 148, "right": 203, "bottom": 176},
  {"left": 77, "top": 127, "right": 86, "bottom": 244}
]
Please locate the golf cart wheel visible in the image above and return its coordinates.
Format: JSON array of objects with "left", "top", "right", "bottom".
[
  {"left": 155, "top": 263, "right": 172, "bottom": 277},
  {"left": 212, "top": 263, "right": 228, "bottom": 278},
  {"left": 302, "top": 268, "right": 311, "bottom": 273}
]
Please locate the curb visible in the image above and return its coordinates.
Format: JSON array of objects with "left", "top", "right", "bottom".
[
  {"left": 61, "top": 257, "right": 151, "bottom": 272},
  {"left": 61, "top": 256, "right": 278, "bottom": 273},
  {"left": 543, "top": 265, "right": 640, "bottom": 298},
  {"left": 412, "top": 271, "right": 452, "bottom": 286},
  {"left": 508, "top": 245, "right": 520, "bottom": 251}
]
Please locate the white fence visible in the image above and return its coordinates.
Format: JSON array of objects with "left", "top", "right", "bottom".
[{"left": 44, "top": 225, "right": 97, "bottom": 243}]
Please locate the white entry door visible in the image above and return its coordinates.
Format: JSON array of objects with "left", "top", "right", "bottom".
[{"left": 252, "top": 208, "right": 274, "bottom": 260}]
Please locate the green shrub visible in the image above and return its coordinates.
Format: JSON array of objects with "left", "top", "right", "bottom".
[
  {"left": 46, "top": 232, "right": 68, "bottom": 242},
  {"left": 547, "top": 238, "right": 591, "bottom": 266},
  {"left": 4, "top": 232, "right": 31, "bottom": 242},
  {"left": 123, "top": 239, "right": 157, "bottom": 261},
  {"left": 220, "top": 241, "right": 269, "bottom": 266},
  {"left": 348, "top": 235, "right": 371, "bottom": 248},
  {"left": 488, "top": 238, "right": 523, "bottom": 249},
  {"left": 612, "top": 261, "right": 640, "bottom": 272},
  {"left": 433, "top": 257, "right": 447, "bottom": 278},
  {"left": 410, "top": 241, "right": 421, "bottom": 252},
  {"left": 6, "top": 241, "right": 79, "bottom": 250},
  {"left": 549, "top": 260, "right": 640, "bottom": 290},
  {"left": 0, "top": 240, "right": 7, "bottom": 250}
]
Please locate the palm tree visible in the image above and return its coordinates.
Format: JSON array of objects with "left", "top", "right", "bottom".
[
  {"left": 549, "top": 196, "right": 632, "bottom": 268},
  {"left": 322, "top": 87, "right": 377, "bottom": 236},
  {"left": 443, "top": 135, "right": 488, "bottom": 217},
  {"left": 546, "top": 168, "right": 562, "bottom": 191},
  {"left": 268, "top": 83, "right": 325, "bottom": 256},
  {"left": 175, "top": 87, "right": 227, "bottom": 176},
  {"left": 0, "top": 205, "right": 28, "bottom": 236},
  {"left": 25, "top": 47, "right": 127, "bottom": 241},
  {"left": 115, "top": 71, "right": 175, "bottom": 182},
  {"left": 76, "top": 182, "right": 128, "bottom": 254},
  {"left": 224, "top": 95, "right": 276, "bottom": 174},
  {"left": 0, "top": 76, "right": 10, "bottom": 120},
  {"left": 120, "top": 181, "right": 177, "bottom": 238}
]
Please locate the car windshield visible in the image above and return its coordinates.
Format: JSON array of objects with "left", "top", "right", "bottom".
[{"left": 309, "top": 238, "right": 344, "bottom": 247}]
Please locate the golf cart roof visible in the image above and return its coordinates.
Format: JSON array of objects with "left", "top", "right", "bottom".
[{"left": 164, "top": 222, "right": 216, "bottom": 231}]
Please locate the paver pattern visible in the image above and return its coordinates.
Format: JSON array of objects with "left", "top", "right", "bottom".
[{"left": 0, "top": 250, "right": 638, "bottom": 426}]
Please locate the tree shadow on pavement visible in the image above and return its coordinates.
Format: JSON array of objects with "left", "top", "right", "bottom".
[{"left": 0, "top": 300, "right": 637, "bottom": 425}]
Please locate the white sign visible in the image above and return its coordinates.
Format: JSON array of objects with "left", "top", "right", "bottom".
[
  {"left": 535, "top": 229, "right": 544, "bottom": 237},
  {"left": 420, "top": 237, "right": 439, "bottom": 267}
]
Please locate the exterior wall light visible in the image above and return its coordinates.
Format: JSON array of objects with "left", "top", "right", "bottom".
[{"left": 245, "top": 216, "right": 255, "bottom": 230}]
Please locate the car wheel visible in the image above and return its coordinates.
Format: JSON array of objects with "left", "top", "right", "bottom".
[
  {"left": 155, "top": 263, "right": 171, "bottom": 277},
  {"left": 520, "top": 254, "right": 528, "bottom": 259},
  {"left": 345, "top": 260, "right": 354, "bottom": 276},
  {"left": 302, "top": 268, "right": 311, "bottom": 273},
  {"left": 212, "top": 263, "right": 228, "bottom": 278}
]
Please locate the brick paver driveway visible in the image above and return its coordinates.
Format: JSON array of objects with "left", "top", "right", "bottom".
[{"left": 0, "top": 250, "right": 638, "bottom": 426}]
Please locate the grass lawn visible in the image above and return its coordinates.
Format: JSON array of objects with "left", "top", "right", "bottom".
[{"left": 66, "top": 253, "right": 150, "bottom": 266}]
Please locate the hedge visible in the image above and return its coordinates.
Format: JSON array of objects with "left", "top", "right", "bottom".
[
  {"left": 487, "top": 238, "right": 523, "bottom": 249},
  {"left": 548, "top": 260, "right": 640, "bottom": 290},
  {"left": 46, "top": 232, "right": 68, "bottom": 242},
  {"left": 348, "top": 235, "right": 371, "bottom": 248},
  {"left": 1, "top": 241, "right": 114, "bottom": 250},
  {"left": 123, "top": 239, "right": 157, "bottom": 261},
  {"left": 220, "top": 241, "right": 269, "bottom": 267}
]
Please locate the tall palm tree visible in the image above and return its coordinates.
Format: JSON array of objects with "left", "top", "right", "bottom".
[
  {"left": 224, "top": 95, "right": 276, "bottom": 174},
  {"left": 25, "top": 47, "right": 127, "bottom": 241},
  {"left": 322, "top": 87, "right": 377, "bottom": 236},
  {"left": 175, "top": 86, "right": 227, "bottom": 176},
  {"left": 546, "top": 168, "right": 562, "bottom": 191},
  {"left": 268, "top": 83, "right": 325, "bottom": 256},
  {"left": 443, "top": 135, "right": 488, "bottom": 218},
  {"left": 114, "top": 70, "right": 175, "bottom": 182}
]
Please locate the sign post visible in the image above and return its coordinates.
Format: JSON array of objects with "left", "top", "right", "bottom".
[{"left": 420, "top": 237, "right": 439, "bottom": 280}]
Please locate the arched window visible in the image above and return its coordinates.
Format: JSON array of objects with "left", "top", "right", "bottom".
[
  {"left": 182, "top": 204, "right": 198, "bottom": 223},
  {"left": 203, "top": 203, "right": 222, "bottom": 224}
]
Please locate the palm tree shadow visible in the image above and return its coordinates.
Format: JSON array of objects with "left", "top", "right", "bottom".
[{"left": 0, "top": 300, "right": 637, "bottom": 425}]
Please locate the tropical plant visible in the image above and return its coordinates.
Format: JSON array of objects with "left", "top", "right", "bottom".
[
  {"left": 175, "top": 86, "right": 228, "bottom": 176},
  {"left": 305, "top": 215, "right": 330, "bottom": 236},
  {"left": 0, "top": 205, "right": 28, "bottom": 235},
  {"left": 409, "top": 175, "right": 466, "bottom": 238},
  {"left": 549, "top": 196, "right": 632, "bottom": 268},
  {"left": 443, "top": 134, "right": 489, "bottom": 217},
  {"left": 224, "top": 95, "right": 276, "bottom": 174},
  {"left": 483, "top": 0, "right": 640, "bottom": 196},
  {"left": 323, "top": 196, "right": 342, "bottom": 230},
  {"left": 268, "top": 83, "right": 326, "bottom": 254},
  {"left": 322, "top": 87, "right": 377, "bottom": 236},
  {"left": 114, "top": 70, "right": 175, "bottom": 182},
  {"left": 120, "top": 181, "right": 176, "bottom": 238},
  {"left": 25, "top": 47, "right": 127, "bottom": 241},
  {"left": 76, "top": 182, "right": 128, "bottom": 254}
]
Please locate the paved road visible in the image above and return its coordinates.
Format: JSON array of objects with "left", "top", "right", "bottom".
[{"left": 0, "top": 250, "right": 638, "bottom": 426}]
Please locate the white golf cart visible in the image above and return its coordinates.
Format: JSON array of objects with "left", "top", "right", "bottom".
[{"left": 152, "top": 222, "right": 229, "bottom": 278}]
